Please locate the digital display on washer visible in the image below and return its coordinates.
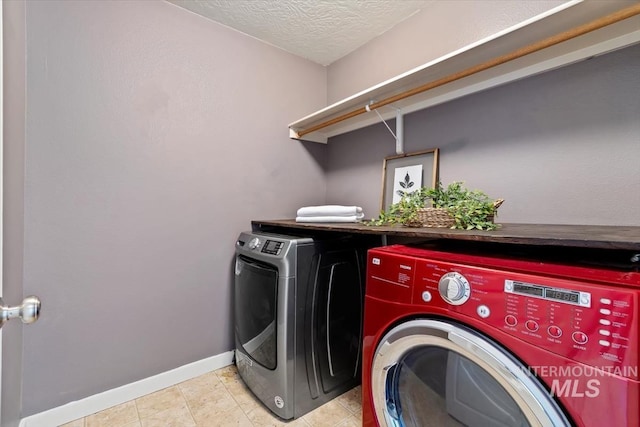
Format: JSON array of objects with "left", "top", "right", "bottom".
[
  {"left": 505, "top": 280, "right": 590, "bottom": 307},
  {"left": 512, "top": 282, "right": 544, "bottom": 297},
  {"left": 545, "top": 288, "right": 580, "bottom": 304}
]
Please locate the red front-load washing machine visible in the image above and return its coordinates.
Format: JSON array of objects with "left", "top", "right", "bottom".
[{"left": 362, "top": 243, "right": 640, "bottom": 427}]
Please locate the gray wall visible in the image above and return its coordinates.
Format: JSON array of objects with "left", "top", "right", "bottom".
[
  {"left": 326, "top": 43, "right": 640, "bottom": 226},
  {"left": 327, "top": 0, "right": 567, "bottom": 103},
  {"left": 3, "top": 1, "right": 26, "bottom": 426},
  {"left": 19, "top": 0, "right": 326, "bottom": 416}
]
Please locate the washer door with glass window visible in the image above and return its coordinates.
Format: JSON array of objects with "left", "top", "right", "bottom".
[
  {"left": 235, "top": 255, "right": 279, "bottom": 370},
  {"left": 371, "top": 319, "right": 571, "bottom": 427}
]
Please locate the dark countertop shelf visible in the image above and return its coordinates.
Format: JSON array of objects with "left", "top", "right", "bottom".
[{"left": 251, "top": 220, "right": 640, "bottom": 251}]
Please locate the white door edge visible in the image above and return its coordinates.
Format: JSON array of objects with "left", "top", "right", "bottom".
[{"left": 1, "top": 2, "right": 5, "bottom": 424}]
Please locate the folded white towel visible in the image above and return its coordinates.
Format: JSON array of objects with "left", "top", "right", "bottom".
[
  {"left": 295, "top": 214, "right": 364, "bottom": 223},
  {"left": 296, "top": 205, "right": 363, "bottom": 217}
]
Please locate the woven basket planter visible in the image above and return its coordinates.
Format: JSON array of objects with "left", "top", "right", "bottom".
[
  {"left": 405, "top": 199, "right": 504, "bottom": 228},
  {"left": 413, "top": 207, "right": 455, "bottom": 228}
]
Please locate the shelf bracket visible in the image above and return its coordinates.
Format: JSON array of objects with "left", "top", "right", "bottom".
[
  {"left": 395, "top": 108, "right": 404, "bottom": 155},
  {"left": 366, "top": 102, "right": 404, "bottom": 154}
]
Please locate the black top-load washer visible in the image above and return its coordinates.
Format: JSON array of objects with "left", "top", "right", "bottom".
[{"left": 234, "top": 230, "right": 378, "bottom": 419}]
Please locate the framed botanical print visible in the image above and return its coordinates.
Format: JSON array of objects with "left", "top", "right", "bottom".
[{"left": 381, "top": 148, "right": 439, "bottom": 212}]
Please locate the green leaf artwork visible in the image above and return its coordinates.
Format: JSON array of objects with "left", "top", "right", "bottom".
[
  {"left": 397, "top": 172, "right": 415, "bottom": 197},
  {"left": 392, "top": 165, "right": 422, "bottom": 204}
]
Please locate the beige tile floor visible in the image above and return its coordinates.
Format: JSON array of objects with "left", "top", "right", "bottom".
[{"left": 60, "top": 365, "right": 362, "bottom": 427}]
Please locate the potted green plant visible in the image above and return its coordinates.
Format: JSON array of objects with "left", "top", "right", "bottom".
[{"left": 369, "top": 181, "right": 503, "bottom": 230}]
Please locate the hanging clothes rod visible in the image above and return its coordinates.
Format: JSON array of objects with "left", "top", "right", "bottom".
[{"left": 295, "top": 2, "right": 640, "bottom": 139}]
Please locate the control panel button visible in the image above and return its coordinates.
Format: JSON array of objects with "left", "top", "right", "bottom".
[
  {"left": 572, "top": 331, "right": 588, "bottom": 345},
  {"left": 599, "top": 340, "right": 611, "bottom": 347},
  {"left": 525, "top": 320, "right": 539, "bottom": 332},
  {"left": 547, "top": 325, "right": 563, "bottom": 338},
  {"left": 504, "top": 315, "right": 518, "bottom": 327},
  {"left": 599, "top": 308, "right": 611, "bottom": 315},
  {"left": 600, "top": 298, "right": 612, "bottom": 305},
  {"left": 599, "top": 330, "right": 611, "bottom": 336},
  {"left": 421, "top": 291, "right": 432, "bottom": 303},
  {"left": 477, "top": 305, "right": 490, "bottom": 318},
  {"left": 599, "top": 319, "right": 612, "bottom": 326},
  {"left": 580, "top": 294, "right": 590, "bottom": 306}
]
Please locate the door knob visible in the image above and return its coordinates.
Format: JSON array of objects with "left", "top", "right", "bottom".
[{"left": 0, "top": 296, "right": 41, "bottom": 328}]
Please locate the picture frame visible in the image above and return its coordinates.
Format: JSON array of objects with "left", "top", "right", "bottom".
[{"left": 381, "top": 148, "right": 439, "bottom": 212}]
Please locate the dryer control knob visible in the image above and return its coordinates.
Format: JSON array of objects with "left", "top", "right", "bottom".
[
  {"left": 438, "top": 272, "right": 471, "bottom": 306},
  {"left": 248, "top": 238, "right": 260, "bottom": 250}
]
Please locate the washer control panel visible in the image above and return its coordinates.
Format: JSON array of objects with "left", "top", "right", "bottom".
[{"left": 409, "top": 258, "right": 639, "bottom": 377}]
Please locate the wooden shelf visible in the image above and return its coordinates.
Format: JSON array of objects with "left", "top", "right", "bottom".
[
  {"left": 289, "top": 1, "right": 640, "bottom": 143},
  {"left": 252, "top": 220, "right": 640, "bottom": 251}
]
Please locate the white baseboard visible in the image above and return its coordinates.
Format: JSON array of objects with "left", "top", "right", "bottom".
[{"left": 19, "top": 350, "right": 235, "bottom": 427}]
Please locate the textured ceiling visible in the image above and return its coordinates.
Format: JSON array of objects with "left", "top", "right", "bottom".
[{"left": 168, "top": 0, "right": 431, "bottom": 65}]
